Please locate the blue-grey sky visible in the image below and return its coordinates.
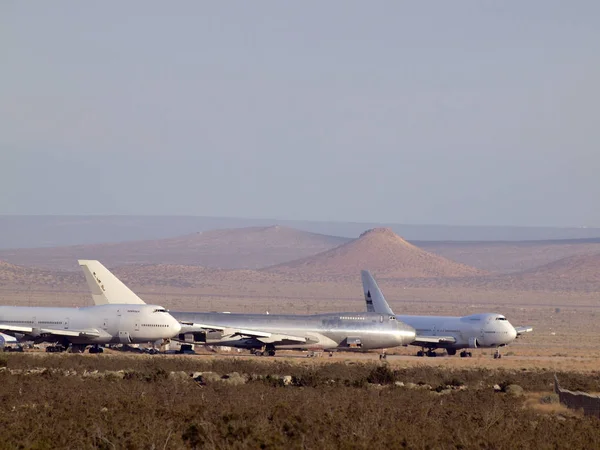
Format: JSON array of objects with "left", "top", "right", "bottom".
[{"left": 2, "top": 1, "right": 599, "bottom": 226}]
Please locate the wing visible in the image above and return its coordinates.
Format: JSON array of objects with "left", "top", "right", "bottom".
[
  {"left": 0, "top": 324, "right": 101, "bottom": 339},
  {"left": 179, "top": 322, "right": 309, "bottom": 344},
  {"left": 412, "top": 335, "right": 457, "bottom": 346},
  {"left": 514, "top": 326, "right": 533, "bottom": 336}
]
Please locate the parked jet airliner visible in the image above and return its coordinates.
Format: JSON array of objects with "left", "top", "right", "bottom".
[
  {"left": 78, "top": 260, "right": 416, "bottom": 355},
  {"left": 361, "top": 270, "right": 532, "bottom": 358},
  {"left": 0, "top": 303, "right": 181, "bottom": 353}
]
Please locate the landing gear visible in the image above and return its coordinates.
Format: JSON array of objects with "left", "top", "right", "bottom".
[
  {"left": 3, "top": 345, "right": 24, "bottom": 353},
  {"left": 379, "top": 351, "right": 387, "bottom": 360},
  {"left": 88, "top": 345, "right": 104, "bottom": 354},
  {"left": 460, "top": 351, "right": 473, "bottom": 358},
  {"left": 251, "top": 345, "right": 276, "bottom": 357},
  {"left": 69, "top": 344, "right": 87, "bottom": 354},
  {"left": 446, "top": 348, "right": 457, "bottom": 356},
  {"left": 416, "top": 348, "right": 439, "bottom": 357},
  {"left": 45, "top": 345, "right": 66, "bottom": 353},
  {"left": 493, "top": 348, "right": 502, "bottom": 359}
]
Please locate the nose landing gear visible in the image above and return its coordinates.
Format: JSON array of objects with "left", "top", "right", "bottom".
[
  {"left": 493, "top": 348, "right": 502, "bottom": 359},
  {"left": 460, "top": 351, "right": 472, "bottom": 358}
]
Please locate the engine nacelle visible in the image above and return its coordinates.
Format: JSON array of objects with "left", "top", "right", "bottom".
[{"left": 468, "top": 337, "right": 478, "bottom": 348}]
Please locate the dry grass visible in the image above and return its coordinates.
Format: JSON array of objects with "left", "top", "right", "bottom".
[{"left": 0, "top": 356, "right": 599, "bottom": 449}]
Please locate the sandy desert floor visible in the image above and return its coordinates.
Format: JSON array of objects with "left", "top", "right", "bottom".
[{"left": 2, "top": 281, "right": 598, "bottom": 372}]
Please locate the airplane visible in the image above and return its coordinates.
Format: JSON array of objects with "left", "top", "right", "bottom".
[
  {"left": 361, "top": 270, "right": 533, "bottom": 358},
  {"left": 0, "top": 303, "right": 182, "bottom": 353},
  {"left": 78, "top": 260, "right": 417, "bottom": 356}
]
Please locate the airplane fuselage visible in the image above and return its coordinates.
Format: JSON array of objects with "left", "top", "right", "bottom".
[
  {"left": 0, "top": 304, "right": 181, "bottom": 345},
  {"left": 397, "top": 313, "right": 518, "bottom": 350},
  {"left": 173, "top": 311, "right": 416, "bottom": 351}
]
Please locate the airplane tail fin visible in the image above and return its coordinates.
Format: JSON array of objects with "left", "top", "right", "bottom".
[
  {"left": 78, "top": 260, "right": 146, "bottom": 305},
  {"left": 361, "top": 270, "right": 395, "bottom": 315}
]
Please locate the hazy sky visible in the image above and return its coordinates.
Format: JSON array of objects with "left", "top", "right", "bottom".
[{"left": 2, "top": 2, "right": 599, "bottom": 226}]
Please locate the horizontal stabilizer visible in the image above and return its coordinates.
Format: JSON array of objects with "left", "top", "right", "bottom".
[{"left": 514, "top": 326, "right": 533, "bottom": 336}]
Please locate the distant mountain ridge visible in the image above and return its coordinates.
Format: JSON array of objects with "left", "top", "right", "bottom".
[
  {"left": 0, "top": 226, "right": 349, "bottom": 271},
  {"left": 1, "top": 215, "right": 599, "bottom": 249},
  {"left": 1, "top": 245, "right": 599, "bottom": 292}
]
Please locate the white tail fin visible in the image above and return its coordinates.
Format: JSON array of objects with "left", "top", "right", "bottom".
[
  {"left": 361, "top": 270, "right": 394, "bottom": 315},
  {"left": 78, "top": 260, "right": 146, "bottom": 305}
]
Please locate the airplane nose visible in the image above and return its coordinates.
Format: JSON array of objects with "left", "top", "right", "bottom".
[
  {"left": 508, "top": 325, "right": 517, "bottom": 341},
  {"left": 171, "top": 318, "right": 182, "bottom": 335}
]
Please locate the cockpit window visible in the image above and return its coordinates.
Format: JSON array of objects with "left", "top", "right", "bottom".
[
  {"left": 495, "top": 317, "right": 507, "bottom": 321},
  {"left": 389, "top": 316, "right": 396, "bottom": 320},
  {"left": 153, "top": 308, "right": 168, "bottom": 313}
]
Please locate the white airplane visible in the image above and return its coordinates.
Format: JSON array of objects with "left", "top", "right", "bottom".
[
  {"left": 361, "top": 270, "right": 533, "bottom": 358},
  {"left": 0, "top": 303, "right": 181, "bottom": 353},
  {"left": 78, "top": 260, "right": 416, "bottom": 355}
]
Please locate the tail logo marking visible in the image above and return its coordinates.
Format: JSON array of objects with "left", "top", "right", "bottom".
[
  {"left": 366, "top": 290, "right": 373, "bottom": 306},
  {"left": 93, "top": 272, "right": 106, "bottom": 292}
]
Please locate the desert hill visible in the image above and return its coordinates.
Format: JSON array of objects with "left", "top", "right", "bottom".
[
  {"left": 4, "top": 215, "right": 600, "bottom": 249},
  {"left": 0, "top": 226, "right": 349, "bottom": 271},
  {"left": 418, "top": 238, "right": 600, "bottom": 273},
  {"left": 484, "top": 252, "right": 600, "bottom": 291},
  {"left": 111, "top": 264, "right": 281, "bottom": 289},
  {"left": 0, "top": 260, "right": 81, "bottom": 289},
  {"left": 264, "top": 228, "right": 485, "bottom": 279}
]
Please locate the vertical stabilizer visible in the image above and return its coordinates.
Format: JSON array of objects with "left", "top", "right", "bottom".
[
  {"left": 78, "top": 260, "right": 146, "bottom": 305},
  {"left": 361, "top": 270, "right": 394, "bottom": 315}
]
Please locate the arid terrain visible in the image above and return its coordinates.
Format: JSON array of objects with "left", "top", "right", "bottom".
[
  {"left": 3, "top": 225, "right": 600, "bottom": 275},
  {"left": 0, "top": 225, "right": 598, "bottom": 370},
  {"left": 0, "top": 226, "right": 349, "bottom": 271},
  {"left": 418, "top": 238, "right": 600, "bottom": 273},
  {"left": 1, "top": 354, "right": 599, "bottom": 449}
]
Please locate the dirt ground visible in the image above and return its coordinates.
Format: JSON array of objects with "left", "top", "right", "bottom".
[{"left": 1, "top": 281, "right": 599, "bottom": 372}]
